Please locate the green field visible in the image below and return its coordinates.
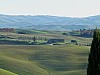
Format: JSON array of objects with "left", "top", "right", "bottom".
[
  {"left": 0, "top": 45, "right": 90, "bottom": 75},
  {"left": 0, "top": 68, "right": 17, "bottom": 75},
  {"left": 0, "top": 29, "right": 92, "bottom": 75}
]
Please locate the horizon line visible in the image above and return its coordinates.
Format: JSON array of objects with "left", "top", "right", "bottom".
[{"left": 0, "top": 13, "right": 100, "bottom": 18}]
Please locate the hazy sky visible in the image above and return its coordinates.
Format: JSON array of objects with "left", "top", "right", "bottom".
[{"left": 0, "top": 0, "right": 100, "bottom": 17}]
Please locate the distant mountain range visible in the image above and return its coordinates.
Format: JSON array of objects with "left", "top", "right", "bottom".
[{"left": 0, "top": 14, "right": 100, "bottom": 30}]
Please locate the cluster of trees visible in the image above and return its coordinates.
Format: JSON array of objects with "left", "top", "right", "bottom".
[
  {"left": 18, "top": 36, "right": 36, "bottom": 41},
  {"left": 18, "top": 36, "right": 48, "bottom": 41},
  {"left": 87, "top": 29, "right": 100, "bottom": 75}
]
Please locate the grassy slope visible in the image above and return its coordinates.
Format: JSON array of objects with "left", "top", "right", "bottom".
[
  {"left": 0, "top": 68, "right": 17, "bottom": 75},
  {"left": 0, "top": 45, "right": 90, "bottom": 75}
]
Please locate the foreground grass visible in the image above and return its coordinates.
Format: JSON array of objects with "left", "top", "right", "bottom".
[
  {"left": 0, "top": 45, "right": 90, "bottom": 75},
  {"left": 0, "top": 68, "right": 17, "bottom": 75}
]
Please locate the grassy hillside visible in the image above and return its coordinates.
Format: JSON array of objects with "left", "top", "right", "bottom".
[
  {"left": 0, "top": 45, "right": 90, "bottom": 75},
  {"left": 0, "top": 68, "right": 17, "bottom": 75}
]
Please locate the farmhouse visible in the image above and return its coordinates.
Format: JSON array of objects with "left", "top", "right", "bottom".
[
  {"left": 80, "top": 29, "right": 94, "bottom": 36},
  {"left": 47, "top": 39, "right": 64, "bottom": 44}
]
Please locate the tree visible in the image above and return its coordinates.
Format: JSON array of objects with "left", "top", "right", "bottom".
[
  {"left": 33, "top": 36, "right": 36, "bottom": 42},
  {"left": 71, "top": 40, "right": 77, "bottom": 45},
  {"left": 87, "top": 29, "right": 100, "bottom": 75}
]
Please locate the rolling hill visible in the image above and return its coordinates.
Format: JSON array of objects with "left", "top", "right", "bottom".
[
  {"left": 0, "top": 14, "right": 100, "bottom": 30},
  {"left": 0, "top": 68, "right": 17, "bottom": 75},
  {"left": 0, "top": 45, "right": 89, "bottom": 75}
]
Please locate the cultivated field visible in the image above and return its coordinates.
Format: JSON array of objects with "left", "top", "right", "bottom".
[{"left": 0, "top": 45, "right": 90, "bottom": 75}]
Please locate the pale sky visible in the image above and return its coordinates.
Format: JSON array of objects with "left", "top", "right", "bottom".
[{"left": 0, "top": 0, "right": 100, "bottom": 17}]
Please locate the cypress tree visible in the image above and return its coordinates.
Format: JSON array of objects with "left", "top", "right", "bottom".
[
  {"left": 33, "top": 36, "right": 36, "bottom": 42},
  {"left": 87, "top": 29, "right": 100, "bottom": 75}
]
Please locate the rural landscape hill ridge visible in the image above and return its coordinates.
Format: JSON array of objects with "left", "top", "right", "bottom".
[{"left": 0, "top": 14, "right": 100, "bottom": 30}]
